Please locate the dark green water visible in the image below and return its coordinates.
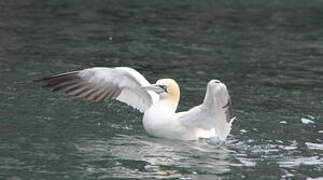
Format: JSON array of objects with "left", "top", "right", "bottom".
[{"left": 1, "top": 0, "right": 323, "bottom": 179}]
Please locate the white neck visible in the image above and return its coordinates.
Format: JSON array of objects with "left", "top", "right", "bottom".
[
  {"left": 156, "top": 98, "right": 178, "bottom": 113},
  {"left": 202, "top": 86, "right": 214, "bottom": 106}
]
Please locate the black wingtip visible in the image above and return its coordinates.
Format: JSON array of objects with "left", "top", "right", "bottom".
[
  {"left": 35, "top": 71, "right": 80, "bottom": 80},
  {"left": 33, "top": 74, "right": 59, "bottom": 83},
  {"left": 34, "top": 71, "right": 80, "bottom": 83}
]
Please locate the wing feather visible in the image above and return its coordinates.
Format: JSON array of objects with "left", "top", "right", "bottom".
[
  {"left": 177, "top": 82, "right": 235, "bottom": 140},
  {"left": 36, "top": 67, "right": 158, "bottom": 112}
]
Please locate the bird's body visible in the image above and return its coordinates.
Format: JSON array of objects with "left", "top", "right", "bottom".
[
  {"left": 36, "top": 67, "right": 235, "bottom": 141},
  {"left": 144, "top": 106, "right": 185, "bottom": 139}
]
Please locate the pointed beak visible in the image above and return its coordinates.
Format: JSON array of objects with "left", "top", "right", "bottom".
[{"left": 143, "top": 84, "right": 166, "bottom": 94}]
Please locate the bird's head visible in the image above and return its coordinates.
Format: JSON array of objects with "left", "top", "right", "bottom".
[
  {"left": 145, "top": 78, "right": 179, "bottom": 95},
  {"left": 146, "top": 79, "right": 180, "bottom": 110},
  {"left": 156, "top": 78, "right": 180, "bottom": 98}
]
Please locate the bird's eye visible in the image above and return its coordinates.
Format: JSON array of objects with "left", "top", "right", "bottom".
[
  {"left": 158, "top": 85, "right": 168, "bottom": 92},
  {"left": 213, "top": 80, "right": 221, "bottom": 84}
]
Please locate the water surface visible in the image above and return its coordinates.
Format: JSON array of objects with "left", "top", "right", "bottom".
[{"left": 0, "top": 0, "right": 323, "bottom": 179}]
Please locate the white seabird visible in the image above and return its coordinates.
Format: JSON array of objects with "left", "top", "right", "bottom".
[{"left": 36, "top": 67, "right": 235, "bottom": 141}]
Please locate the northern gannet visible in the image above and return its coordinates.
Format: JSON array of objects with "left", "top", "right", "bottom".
[{"left": 36, "top": 67, "right": 235, "bottom": 141}]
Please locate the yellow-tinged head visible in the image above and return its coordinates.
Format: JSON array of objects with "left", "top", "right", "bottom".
[
  {"left": 156, "top": 78, "right": 180, "bottom": 100},
  {"left": 155, "top": 78, "right": 180, "bottom": 111},
  {"left": 144, "top": 78, "right": 180, "bottom": 112}
]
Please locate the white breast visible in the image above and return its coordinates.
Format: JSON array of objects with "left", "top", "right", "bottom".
[{"left": 143, "top": 105, "right": 197, "bottom": 140}]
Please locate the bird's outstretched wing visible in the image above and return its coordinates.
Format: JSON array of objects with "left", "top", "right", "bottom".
[
  {"left": 177, "top": 81, "right": 235, "bottom": 140},
  {"left": 36, "top": 67, "right": 158, "bottom": 112}
]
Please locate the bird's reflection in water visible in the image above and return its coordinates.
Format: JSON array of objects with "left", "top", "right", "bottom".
[{"left": 74, "top": 135, "right": 232, "bottom": 179}]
